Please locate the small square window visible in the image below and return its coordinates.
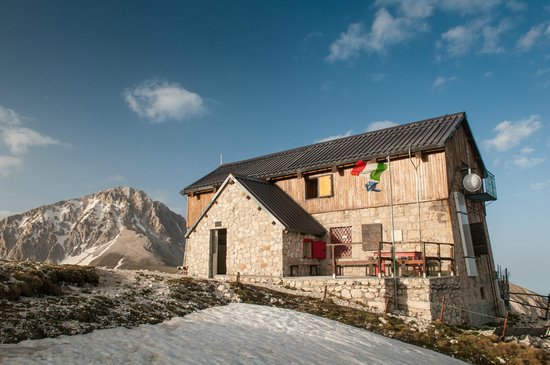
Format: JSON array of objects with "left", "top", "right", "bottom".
[{"left": 305, "top": 175, "right": 333, "bottom": 199}]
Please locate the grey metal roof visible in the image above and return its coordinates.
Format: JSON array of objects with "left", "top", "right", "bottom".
[
  {"left": 233, "top": 175, "right": 326, "bottom": 236},
  {"left": 183, "top": 112, "right": 469, "bottom": 194}
]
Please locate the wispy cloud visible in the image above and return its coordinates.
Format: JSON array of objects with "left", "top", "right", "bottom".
[
  {"left": 484, "top": 71, "right": 494, "bottom": 78},
  {"left": 124, "top": 80, "right": 205, "bottom": 123},
  {"left": 376, "top": 0, "right": 500, "bottom": 15},
  {"left": 327, "top": 8, "right": 425, "bottom": 62},
  {"left": 516, "top": 23, "right": 549, "bottom": 51},
  {"left": 432, "top": 75, "right": 458, "bottom": 89},
  {"left": 303, "top": 31, "right": 323, "bottom": 42},
  {"left": 0, "top": 106, "right": 24, "bottom": 127},
  {"left": 0, "top": 155, "right": 23, "bottom": 177},
  {"left": 436, "top": 16, "right": 512, "bottom": 59},
  {"left": 367, "top": 120, "right": 398, "bottom": 131},
  {"left": 437, "top": 0, "right": 501, "bottom": 14},
  {"left": 1, "top": 127, "right": 60, "bottom": 155},
  {"left": 481, "top": 19, "right": 511, "bottom": 54},
  {"left": 519, "top": 146, "right": 534, "bottom": 154},
  {"left": 330, "top": 1, "right": 509, "bottom": 62},
  {"left": 438, "top": 24, "right": 479, "bottom": 57},
  {"left": 505, "top": 0, "right": 527, "bottom": 12},
  {"left": 370, "top": 73, "right": 390, "bottom": 82},
  {"left": 0, "top": 106, "right": 63, "bottom": 177},
  {"left": 316, "top": 130, "right": 354, "bottom": 143},
  {"left": 505, "top": 145, "right": 546, "bottom": 169},
  {"left": 483, "top": 115, "right": 543, "bottom": 151},
  {"left": 105, "top": 174, "right": 125, "bottom": 183},
  {"left": 507, "top": 155, "right": 545, "bottom": 169},
  {"left": 530, "top": 179, "right": 550, "bottom": 190}
]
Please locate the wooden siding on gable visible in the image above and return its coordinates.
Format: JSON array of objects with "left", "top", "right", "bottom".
[
  {"left": 187, "top": 191, "right": 215, "bottom": 228},
  {"left": 275, "top": 151, "right": 449, "bottom": 214},
  {"left": 444, "top": 124, "right": 487, "bottom": 223},
  {"left": 444, "top": 124, "right": 483, "bottom": 192}
]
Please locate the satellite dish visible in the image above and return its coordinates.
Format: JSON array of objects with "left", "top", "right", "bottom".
[{"left": 463, "top": 173, "right": 482, "bottom": 192}]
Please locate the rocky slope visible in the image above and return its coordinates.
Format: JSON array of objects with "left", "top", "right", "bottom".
[{"left": 0, "top": 187, "right": 185, "bottom": 270}]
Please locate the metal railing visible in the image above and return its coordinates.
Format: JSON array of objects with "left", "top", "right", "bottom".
[{"left": 327, "top": 241, "right": 455, "bottom": 278}]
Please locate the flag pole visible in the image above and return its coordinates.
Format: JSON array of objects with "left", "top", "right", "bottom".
[{"left": 388, "top": 155, "right": 398, "bottom": 310}]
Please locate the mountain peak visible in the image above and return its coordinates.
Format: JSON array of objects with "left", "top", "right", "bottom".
[{"left": 0, "top": 187, "right": 186, "bottom": 271}]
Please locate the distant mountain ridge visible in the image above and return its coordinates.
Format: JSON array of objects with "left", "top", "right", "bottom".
[{"left": 0, "top": 187, "right": 186, "bottom": 270}]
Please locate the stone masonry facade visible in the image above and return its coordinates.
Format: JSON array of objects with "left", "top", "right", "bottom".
[
  {"left": 185, "top": 182, "right": 284, "bottom": 277},
  {"left": 185, "top": 181, "right": 330, "bottom": 278},
  {"left": 185, "top": 181, "right": 501, "bottom": 325}
]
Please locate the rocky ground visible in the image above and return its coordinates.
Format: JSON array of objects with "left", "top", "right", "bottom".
[{"left": 1, "top": 260, "right": 549, "bottom": 365}]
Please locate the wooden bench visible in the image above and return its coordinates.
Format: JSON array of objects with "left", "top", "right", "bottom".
[{"left": 335, "top": 259, "right": 379, "bottom": 276}]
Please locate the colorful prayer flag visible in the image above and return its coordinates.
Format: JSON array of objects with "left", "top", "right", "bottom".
[{"left": 351, "top": 160, "right": 387, "bottom": 181}]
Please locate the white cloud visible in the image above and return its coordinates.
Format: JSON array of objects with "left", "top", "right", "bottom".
[
  {"left": 327, "top": 23, "right": 368, "bottom": 62},
  {"left": 439, "top": 24, "right": 478, "bottom": 57},
  {"left": 519, "top": 146, "right": 534, "bottom": 154},
  {"left": 1, "top": 127, "right": 60, "bottom": 155},
  {"left": 432, "top": 75, "right": 458, "bottom": 89},
  {"left": 367, "top": 120, "right": 398, "bottom": 132},
  {"left": 329, "top": 1, "right": 506, "bottom": 62},
  {"left": 0, "top": 106, "right": 24, "bottom": 127},
  {"left": 433, "top": 76, "right": 446, "bottom": 88},
  {"left": 484, "top": 71, "right": 494, "bottom": 78},
  {"left": 508, "top": 155, "right": 545, "bottom": 169},
  {"left": 0, "top": 210, "right": 13, "bottom": 219},
  {"left": 303, "top": 31, "right": 323, "bottom": 42},
  {"left": 375, "top": 0, "right": 500, "bottom": 15},
  {"left": 398, "top": 0, "right": 434, "bottom": 18},
  {"left": 0, "top": 155, "right": 23, "bottom": 177},
  {"left": 483, "top": 115, "right": 543, "bottom": 151},
  {"left": 106, "top": 175, "right": 125, "bottom": 182},
  {"left": 368, "top": 8, "right": 420, "bottom": 52},
  {"left": 316, "top": 130, "right": 354, "bottom": 143},
  {"left": 327, "top": 8, "right": 423, "bottom": 62},
  {"left": 516, "top": 24, "right": 546, "bottom": 51},
  {"left": 506, "top": 0, "right": 527, "bottom": 12},
  {"left": 0, "top": 106, "right": 64, "bottom": 177},
  {"left": 124, "top": 80, "right": 205, "bottom": 123},
  {"left": 536, "top": 68, "right": 550, "bottom": 77},
  {"left": 530, "top": 180, "right": 550, "bottom": 190},
  {"left": 481, "top": 19, "right": 511, "bottom": 54},
  {"left": 437, "top": 17, "right": 510, "bottom": 58}
]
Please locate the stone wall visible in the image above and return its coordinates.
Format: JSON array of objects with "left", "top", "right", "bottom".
[
  {"left": 309, "top": 199, "right": 455, "bottom": 276},
  {"left": 237, "top": 275, "right": 472, "bottom": 325},
  {"left": 282, "top": 232, "right": 332, "bottom": 276},
  {"left": 185, "top": 182, "right": 285, "bottom": 277}
]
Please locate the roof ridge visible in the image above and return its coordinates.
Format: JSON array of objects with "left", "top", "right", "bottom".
[
  {"left": 182, "top": 112, "right": 468, "bottom": 193},
  {"left": 217, "top": 112, "right": 464, "bottom": 169}
]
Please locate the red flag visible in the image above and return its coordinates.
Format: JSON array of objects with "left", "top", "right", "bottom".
[{"left": 351, "top": 160, "right": 366, "bottom": 176}]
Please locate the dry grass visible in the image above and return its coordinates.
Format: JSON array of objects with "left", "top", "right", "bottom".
[{"left": 0, "top": 261, "right": 99, "bottom": 300}]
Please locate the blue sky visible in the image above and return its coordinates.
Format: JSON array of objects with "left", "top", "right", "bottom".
[{"left": 0, "top": 0, "right": 549, "bottom": 294}]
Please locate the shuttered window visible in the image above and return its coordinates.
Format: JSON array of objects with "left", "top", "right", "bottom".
[{"left": 305, "top": 175, "right": 333, "bottom": 199}]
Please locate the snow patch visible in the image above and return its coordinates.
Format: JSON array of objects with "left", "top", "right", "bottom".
[
  {"left": 0, "top": 304, "right": 467, "bottom": 364},
  {"left": 61, "top": 233, "right": 121, "bottom": 266},
  {"left": 114, "top": 258, "right": 124, "bottom": 270}
]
